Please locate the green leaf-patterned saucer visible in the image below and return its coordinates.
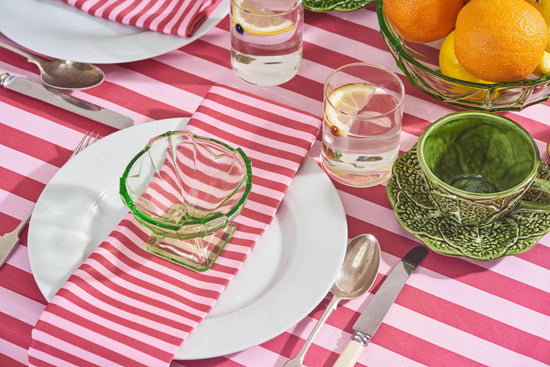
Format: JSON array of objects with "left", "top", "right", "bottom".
[
  {"left": 303, "top": 0, "right": 374, "bottom": 12},
  {"left": 386, "top": 147, "right": 550, "bottom": 261}
]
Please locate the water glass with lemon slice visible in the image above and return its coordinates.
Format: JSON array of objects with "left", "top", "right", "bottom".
[
  {"left": 230, "top": 0, "right": 303, "bottom": 86},
  {"left": 322, "top": 62, "right": 405, "bottom": 187}
]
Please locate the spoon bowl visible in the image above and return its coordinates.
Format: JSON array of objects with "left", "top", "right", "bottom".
[
  {"left": 0, "top": 41, "right": 104, "bottom": 90},
  {"left": 285, "top": 234, "right": 381, "bottom": 367}
]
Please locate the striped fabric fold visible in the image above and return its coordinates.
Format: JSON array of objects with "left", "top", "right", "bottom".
[
  {"left": 28, "top": 85, "right": 321, "bottom": 366},
  {"left": 61, "top": 0, "right": 223, "bottom": 37}
]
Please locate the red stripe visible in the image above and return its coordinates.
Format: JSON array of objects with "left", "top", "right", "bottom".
[
  {"left": 114, "top": 0, "right": 136, "bottom": 22},
  {"left": 0, "top": 122, "right": 69, "bottom": 168},
  {"left": 118, "top": 220, "right": 235, "bottom": 284},
  {"left": 176, "top": 357, "right": 246, "bottom": 367},
  {"left": 33, "top": 321, "right": 149, "bottom": 367},
  {"left": 0, "top": 266, "right": 47, "bottom": 303},
  {"left": 84, "top": 80, "right": 190, "bottom": 121},
  {"left": 205, "top": 92, "right": 321, "bottom": 137},
  {"left": 127, "top": 0, "right": 157, "bottom": 25},
  {"left": 157, "top": 0, "right": 187, "bottom": 33},
  {"left": 0, "top": 167, "right": 45, "bottom": 203},
  {"left": 0, "top": 312, "right": 35, "bottom": 352},
  {"left": 404, "top": 287, "right": 550, "bottom": 364},
  {"left": 46, "top": 300, "right": 184, "bottom": 353},
  {"left": 378, "top": 325, "right": 487, "bottom": 367},
  {"left": 0, "top": 90, "right": 116, "bottom": 137},
  {"left": 141, "top": 0, "right": 172, "bottom": 31},
  {"left": 347, "top": 216, "right": 550, "bottom": 315},
  {"left": 87, "top": 0, "right": 108, "bottom": 15},
  {"left": 100, "top": 0, "right": 126, "bottom": 19},
  {"left": 85, "top": 243, "right": 221, "bottom": 310},
  {"left": 120, "top": 58, "right": 212, "bottom": 101},
  {"left": 62, "top": 270, "right": 201, "bottom": 331}
]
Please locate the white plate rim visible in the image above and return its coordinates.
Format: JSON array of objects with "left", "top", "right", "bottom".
[
  {"left": 0, "top": 0, "right": 229, "bottom": 64},
  {"left": 28, "top": 118, "right": 348, "bottom": 359}
]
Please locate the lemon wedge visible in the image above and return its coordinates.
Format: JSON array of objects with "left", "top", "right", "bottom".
[
  {"left": 231, "top": 0, "right": 296, "bottom": 36},
  {"left": 325, "top": 84, "right": 376, "bottom": 136}
]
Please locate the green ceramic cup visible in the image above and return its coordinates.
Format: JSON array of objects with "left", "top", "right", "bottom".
[{"left": 416, "top": 111, "right": 550, "bottom": 226}]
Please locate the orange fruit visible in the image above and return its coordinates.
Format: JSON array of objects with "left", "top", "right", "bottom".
[
  {"left": 454, "top": 0, "right": 548, "bottom": 82},
  {"left": 383, "top": 0, "right": 464, "bottom": 43}
]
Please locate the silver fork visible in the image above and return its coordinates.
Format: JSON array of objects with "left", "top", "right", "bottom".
[{"left": 0, "top": 131, "right": 98, "bottom": 269}]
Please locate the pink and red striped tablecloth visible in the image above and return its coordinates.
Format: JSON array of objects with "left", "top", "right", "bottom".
[{"left": 1, "top": 4, "right": 550, "bottom": 366}]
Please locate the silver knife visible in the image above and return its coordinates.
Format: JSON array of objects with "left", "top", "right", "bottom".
[
  {"left": 0, "top": 72, "right": 133, "bottom": 129},
  {"left": 333, "top": 246, "right": 428, "bottom": 367}
]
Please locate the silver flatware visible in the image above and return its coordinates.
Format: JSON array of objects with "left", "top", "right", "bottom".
[
  {"left": 333, "top": 246, "right": 428, "bottom": 367},
  {"left": 0, "top": 131, "right": 98, "bottom": 269},
  {"left": 285, "top": 234, "right": 381, "bottom": 367},
  {"left": 0, "top": 72, "right": 133, "bottom": 129},
  {"left": 0, "top": 40, "right": 104, "bottom": 90}
]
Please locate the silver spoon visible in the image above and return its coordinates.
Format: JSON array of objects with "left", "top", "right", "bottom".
[
  {"left": 0, "top": 40, "right": 104, "bottom": 90},
  {"left": 285, "top": 234, "right": 381, "bottom": 367}
]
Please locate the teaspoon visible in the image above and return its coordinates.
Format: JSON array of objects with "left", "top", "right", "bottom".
[
  {"left": 284, "top": 234, "right": 381, "bottom": 367},
  {"left": 0, "top": 40, "right": 104, "bottom": 90}
]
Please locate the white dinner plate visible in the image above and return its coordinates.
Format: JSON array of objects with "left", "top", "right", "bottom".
[
  {"left": 28, "top": 118, "right": 348, "bottom": 359},
  {"left": 0, "top": 0, "right": 229, "bottom": 64}
]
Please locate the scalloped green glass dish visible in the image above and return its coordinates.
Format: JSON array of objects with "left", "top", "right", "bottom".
[
  {"left": 386, "top": 147, "right": 550, "bottom": 261},
  {"left": 120, "top": 130, "right": 252, "bottom": 271},
  {"left": 304, "top": 0, "right": 373, "bottom": 12},
  {"left": 376, "top": 0, "right": 550, "bottom": 111}
]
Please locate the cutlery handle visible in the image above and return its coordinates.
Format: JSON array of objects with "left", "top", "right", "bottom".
[{"left": 332, "top": 339, "right": 364, "bottom": 367}]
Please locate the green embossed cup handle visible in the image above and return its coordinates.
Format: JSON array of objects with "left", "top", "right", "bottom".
[
  {"left": 516, "top": 177, "right": 550, "bottom": 211},
  {"left": 417, "top": 111, "right": 548, "bottom": 226}
]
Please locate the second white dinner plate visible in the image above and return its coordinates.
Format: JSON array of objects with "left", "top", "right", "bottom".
[
  {"left": 28, "top": 118, "right": 348, "bottom": 359},
  {"left": 0, "top": 0, "right": 229, "bottom": 63}
]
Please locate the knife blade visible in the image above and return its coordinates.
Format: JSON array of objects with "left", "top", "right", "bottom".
[
  {"left": 0, "top": 72, "right": 133, "bottom": 129},
  {"left": 333, "top": 246, "right": 428, "bottom": 367}
]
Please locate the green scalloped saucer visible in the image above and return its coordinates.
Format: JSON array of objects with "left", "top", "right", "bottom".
[{"left": 386, "top": 147, "right": 550, "bottom": 261}]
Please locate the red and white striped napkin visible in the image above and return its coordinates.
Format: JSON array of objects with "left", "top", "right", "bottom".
[
  {"left": 61, "top": 0, "right": 223, "bottom": 37},
  {"left": 28, "top": 85, "right": 321, "bottom": 366}
]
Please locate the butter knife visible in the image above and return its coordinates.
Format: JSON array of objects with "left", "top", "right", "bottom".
[
  {"left": 0, "top": 72, "right": 133, "bottom": 129},
  {"left": 333, "top": 246, "right": 428, "bottom": 367}
]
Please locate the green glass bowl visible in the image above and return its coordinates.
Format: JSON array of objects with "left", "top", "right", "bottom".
[
  {"left": 120, "top": 130, "right": 252, "bottom": 271},
  {"left": 376, "top": 0, "right": 550, "bottom": 111}
]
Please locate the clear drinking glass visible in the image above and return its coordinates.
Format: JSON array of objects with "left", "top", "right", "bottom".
[
  {"left": 321, "top": 62, "right": 405, "bottom": 187},
  {"left": 230, "top": 0, "right": 303, "bottom": 86}
]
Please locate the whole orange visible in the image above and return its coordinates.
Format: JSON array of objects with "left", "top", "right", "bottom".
[
  {"left": 454, "top": 0, "right": 548, "bottom": 82},
  {"left": 383, "top": 0, "right": 464, "bottom": 43}
]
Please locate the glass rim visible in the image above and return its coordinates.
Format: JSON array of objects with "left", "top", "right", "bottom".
[
  {"left": 324, "top": 61, "right": 406, "bottom": 119},
  {"left": 231, "top": 0, "right": 303, "bottom": 17},
  {"left": 119, "top": 130, "right": 253, "bottom": 231}
]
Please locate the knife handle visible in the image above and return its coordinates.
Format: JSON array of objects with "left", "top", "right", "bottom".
[{"left": 333, "top": 339, "right": 364, "bottom": 367}]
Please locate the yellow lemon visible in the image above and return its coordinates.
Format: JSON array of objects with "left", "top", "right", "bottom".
[
  {"left": 534, "top": 51, "right": 550, "bottom": 76},
  {"left": 325, "top": 84, "right": 376, "bottom": 136},
  {"left": 231, "top": 0, "right": 296, "bottom": 36}
]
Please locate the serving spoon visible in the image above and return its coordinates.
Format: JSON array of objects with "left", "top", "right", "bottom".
[
  {"left": 0, "top": 40, "right": 104, "bottom": 90},
  {"left": 284, "top": 234, "right": 381, "bottom": 367}
]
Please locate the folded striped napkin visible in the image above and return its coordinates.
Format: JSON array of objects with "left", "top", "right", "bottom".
[
  {"left": 62, "top": 0, "right": 223, "bottom": 37},
  {"left": 28, "top": 85, "right": 321, "bottom": 366}
]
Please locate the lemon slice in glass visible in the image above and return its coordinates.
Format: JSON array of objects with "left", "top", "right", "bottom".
[
  {"left": 231, "top": 0, "right": 297, "bottom": 36},
  {"left": 325, "top": 84, "right": 376, "bottom": 136}
]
